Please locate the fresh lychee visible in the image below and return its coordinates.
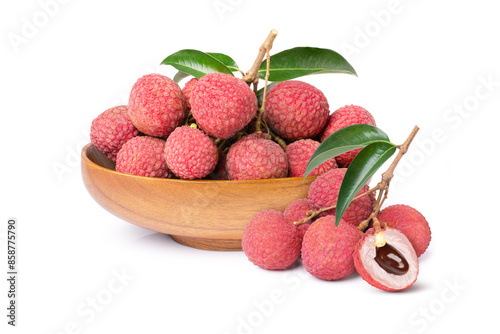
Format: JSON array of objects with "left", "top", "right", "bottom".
[
  {"left": 190, "top": 73, "right": 257, "bottom": 139},
  {"left": 116, "top": 136, "right": 171, "bottom": 178},
  {"left": 301, "top": 216, "right": 361, "bottom": 280},
  {"left": 320, "top": 105, "right": 376, "bottom": 167},
  {"left": 353, "top": 227, "right": 419, "bottom": 291},
  {"left": 308, "top": 168, "right": 375, "bottom": 226},
  {"left": 225, "top": 136, "right": 288, "bottom": 180},
  {"left": 283, "top": 198, "right": 318, "bottom": 243},
  {"left": 377, "top": 204, "right": 431, "bottom": 257},
  {"left": 242, "top": 210, "right": 301, "bottom": 270},
  {"left": 90, "top": 105, "right": 139, "bottom": 161},
  {"left": 286, "top": 139, "right": 337, "bottom": 177},
  {"left": 128, "top": 73, "right": 188, "bottom": 138},
  {"left": 264, "top": 81, "right": 330, "bottom": 140},
  {"left": 164, "top": 126, "right": 218, "bottom": 179},
  {"left": 182, "top": 78, "right": 198, "bottom": 109}
]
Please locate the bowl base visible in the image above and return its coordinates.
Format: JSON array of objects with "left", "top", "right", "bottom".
[{"left": 170, "top": 235, "right": 243, "bottom": 251}]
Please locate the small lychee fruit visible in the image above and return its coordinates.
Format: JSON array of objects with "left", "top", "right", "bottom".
[
  {"left": 320, "top": 105, "right": 376, "bottom": 167},
  {"left": 242, "top": 210, "right": 301, "bottom": 270},
  {"left": 353, "top": 227, "right": 419, "bottom": 291},
  {"left": 225, "top": 136, "right": 288, "bottom": 180},
  {"left": 128, "top": 73, "right": 188, "bottom": 138},
  {"left": 190, "top": 73, "right": 257, "bottom": 139},
  {"left": 182, "top": 78, "right": 198, "bottom": 109},
  {"left": 164, "top": 126, "right": 218, "bottom": 179},
  {"left": 301, "top": 216, "right": 361, "bottom": 280},
  {"left": 283, "top": 198, "right": 318, "bottom": 243},
  {"left": 308, "top": 168, "right": 375, "bottom": 226},
  {"left": 116, "top": 136, "right": 171, "bottom": 178},
  {"left": 286, "top": 139, "right": 337, "bottom": 177},
  {"left": 377, "top": 204, "right": 431, "bottom": 257},
  {"left": 90, "top": 105, "right": 139, "bottom": 161},
  {"left": 264, "top": 81, "right": 330, "bottom": 140}
]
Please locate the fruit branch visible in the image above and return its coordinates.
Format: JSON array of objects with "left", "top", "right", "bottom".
[{"left": 242, "top": 29, "right": 278, "bottom": 87}]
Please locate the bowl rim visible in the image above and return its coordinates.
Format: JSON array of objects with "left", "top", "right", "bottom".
[{"left": 82, "top": 143, "right": 316, "bottom": 185}]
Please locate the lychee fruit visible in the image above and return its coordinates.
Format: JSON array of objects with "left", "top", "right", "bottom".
[
  {"left": 225, "top": 136, "right": 288, "bottom": 180},
  {"left": 242, "top": 210, "right": 301, "bottom": 270},
  {"left": 377, "top": 204, "right": 431, "bottom": 257},
  {"left": 182, "top": 78, "right": 198, "bottom": 109},
  {"left": 128, "top": 73, "right": 188, "bottom": 138},
  {"left": 353, "top": 227, "right": 419, "bottom": 291},
  {"left": 264, "top": 81, "right": 330, "bottom": 140},
  {"left": 286, "top": 139, "right": 337, "bottom": 177},
  {"left": 320, "top": 105, "right": 376, "bottom": 167},
  {"left": 116, "top": 136, "right": 171, "bottom": 178},
  {"left": 308, "top": 168, "right": 375, "bottom": 226},
  {"left": 90, "top": 105, "right": 139, "bottom": 161},
  {"left": 164, "top": 126, "right": 218, "bottom": 180},
  {"left": 283, "top": 198, "right": 318, "bottom": 243},
  {"left": 190, "top": 73, "right": 257, "bottom": 139},
  {"left": 301, "top": 216, "right": 361, "bottom": 280}
]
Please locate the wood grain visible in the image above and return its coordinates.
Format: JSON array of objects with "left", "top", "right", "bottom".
[{"left": 81, "top": 143, "right": 316, "bottom": 251}]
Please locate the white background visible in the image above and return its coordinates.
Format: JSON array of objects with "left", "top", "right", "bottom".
[{"left": 1, "top": 0, "right": 499, "bottom": 333}]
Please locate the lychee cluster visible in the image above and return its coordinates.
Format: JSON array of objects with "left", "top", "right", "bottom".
[{"left": 90, "top": 71, "right": 375, "bottom": 180}]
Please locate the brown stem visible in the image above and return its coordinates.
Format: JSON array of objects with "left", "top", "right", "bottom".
[
  {"left": 255, "top": 50, "right": 272, "bottom": 134},
  {"left": 242, "top": 29, "right": 278, "bottom": 84}
]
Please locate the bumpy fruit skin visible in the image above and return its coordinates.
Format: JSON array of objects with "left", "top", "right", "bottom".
[
  {"left": 321, "top": 105, "right": 376, "bottom": 167},
  {"left": 190, "top": 73, "right": 257, "bottom": 139},
  {"left": 164, "top": 126, "right": 218, "bottom": 179},
  {"left": 283, "top": 198, "right": 318, "bottom": 243},
  {"left": 182, "top": 78, "right": 198, "bottom": 109},
  {"left": 308, "top": 168, "right": 375, "bottom": 226},
  {"left": 301, "top": 216, "right": 361, "bottom": 280},
  {"left": 128, "top": 73, "right": 188, "bottom": 138},
  {"left": 377, "top": 204, "right": 431, "bottom": 257},
  {"left": 90, "top": 105, "right": 139, "bottom": 161},
  {"left": 264, "top": 81, "right": 330, "bottom": 140},
  {"left": 225, "top": 136, "right": 288, "bottom": 180},
  {"left": 286, "top": 139, "right": 337, "bottom": 177},
  {"left": 116, "top": 136, "right": 171, "bottom": 178},
  {"left": 353, "top": 227, "right": 419, "bottom": 291},
  {"left": 242, "top": 210, "right": 301, "bottom": 270}
]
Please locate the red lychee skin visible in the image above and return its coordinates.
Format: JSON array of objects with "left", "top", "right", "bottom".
[
  {"left": 320, "top": 105, "right": 376, "bottom": 167},
  {"left": 286, "top": 139, "right": 337, "bottom": 177},
  {"left": 308, "top": 168, "right": 375, "bottom": 226},
  {"left": 116, "top": 136, "right": 171, "bottom": 178},
  {"left": 225, "top": 136, "right": 288, "bottom": 180},
  {"left": 377, "top": 204, "right": 431, "bottom": 257},
  {"left": 90, "top": 105, "right": 139, "bottom": 161},
  {"left": 353, "top": 227, "right": 419, "bottom": 292},
  {"left": 182, "top": 78, "right": 198, "bottom": 109},
  {"left": 283, "top": 199, "right": 319, "bottom": 243},
  {"left": 128, "top": 73, "right": 188, "bottom": 138},
  {"left": 164, "top": 126, "right": 218, "bottom": 180},
  {"left": 190, "top": 73, "right": 257, "bottom": 139},
  {"left": 264, "top": 81, "right": 330, "bottom": 140},
  {"left": 242, "top": 210, "right": 301, "bottom": 270},
  {"left": 301, "top": 216, "right": 361, "bottom": 280}
]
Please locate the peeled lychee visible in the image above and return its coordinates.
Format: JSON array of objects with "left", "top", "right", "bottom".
[
  {"left": 283, "top": 198, "right": 318, "bottom": 243},
  {"left": 301, "top": 216, "right": 361, "bottom": 280},
  {"left": 182, "top": 78, "right": 198, "bottom": 109},
  {"left": 164, "top": 126, "right": 218, "bottom": 180},
  {"left": 242, "top": 210, "right": 301, "bottom": 270},
  {"left": 128, "top": 73, "right": 188, "bottom": 138},
  {"left": 190, "top": 73, "right": 257, "bottom": 139},
  {"left": 264, "top": 81, "right": 330, "bottom": 140},
  {"left": 308, "top": 168, "right": 375, "bottom": 226},
  {"left": 320, "top": 105, "right": 376, "bottom": 167},
  {"left": 377, "top": 204, "right": 431, "bottom": 257},
  {"left": 225, "top": 136, "right": 288, "bottom": 180},
  {"left": 286, "top": 139, "right": 337, "bottom": 177},
  {"left": 116, "top": 136, "right": 170, "bottom": 178},
  {"left": 353, "top": 227, "right": 419, "bottom": 291},
  {"left": 90, "top": 105, "right": 139, "bottom": 161}
]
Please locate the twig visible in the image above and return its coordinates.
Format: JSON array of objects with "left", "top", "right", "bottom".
[{"left": 242, "top": 29, "right": 278, "bottom": 85}]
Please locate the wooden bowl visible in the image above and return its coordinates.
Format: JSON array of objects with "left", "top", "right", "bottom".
[{"left": 81, "top": 143, "right": 316, "bottom": 251}]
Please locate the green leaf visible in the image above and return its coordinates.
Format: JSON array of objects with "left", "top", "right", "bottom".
[
  {"left": 161, "top": 49, "right": 233, "bottom": 78},
  {"left": 335, "top": 142, "right": 397, "bottom": 226},
  {"left": 304, "top": 124, "right": 391, "bottom": 180},
  {"left": 206, "top": 53, "right": 242, "bottom": 73},
  {"left": 173, "top": 71, "right": 190, "bottom": 84},
  {"left": 258, "top": 47, "right": 357, "bottom": 82}
]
